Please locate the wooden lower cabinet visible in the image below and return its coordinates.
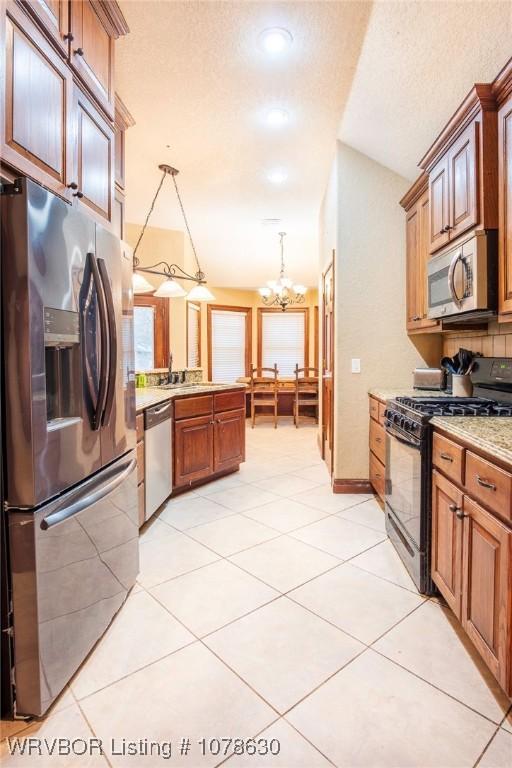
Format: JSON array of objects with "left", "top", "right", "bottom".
[
  {"left": 174, "top": 414, "right": 214, "bottom": 488},
  {"left": 432, "top": 438, "right": 512, "bottom": 696},
  {"left": 214, "top": 408, "right": 245, "bottom": 473},
  {"left": 368, "top": 395, "right": 386, "bottom": 502},
  {"left": 461, "top": 495, "right": 512, "bottom": 690},
  {"left": 431, "top": 470, "right": 463, "bottom": 618}
]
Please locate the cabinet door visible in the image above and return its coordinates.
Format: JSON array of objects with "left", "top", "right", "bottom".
[
  {"left": 23, "top": 0, "right": 69, "bottom": 53},
  {"left": 449, "top": 121, "right": 479, "bottom": 241},
  {"left": 498, "top": 95, "right": 512, "bottom": 315},
  {"left": 3, "top": 7, "right": 73, "bottom": 198},
  {"left": 405, "top": 205, "right": 420, "bottom": 329},
  {"left": 429, "top": 155, "right": 450, "bottom": 253},
  {"left": 174, "top": 415, "right": 214, "bottom": 488},
  {"left": 214, "top": 408, "right": 245, "bottom": 474},
  {"left": 431, "top": 470, "right": 464, "bottom": 618},
  {"left": 69, "top": 0, "right": 114, "bottom": 118},
  {"left": 461, "top": 496, "right": 511, "bottom": 693},
  {"left": 73, "top": 87, "right": 114, "bottom": 223}
]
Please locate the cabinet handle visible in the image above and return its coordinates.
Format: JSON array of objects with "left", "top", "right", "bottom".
[
  {"left": 456, "top": 510, "right": 468, "bottom": 520},
  {"left": 440, "top": 452, "right": 453, "bottom": 462},
  {"left": 63, "top": 33, "right": 74, "bottom": 41},
  {"left": 449, "top": 503, "right": 459, "bottom": 513},
  {"left": 375, "top": 437, "right": 382, "bottom": 443},
  {"left": 73, "top": 190, "right": 84, "bottom": 199},
  {"left": 476, "top": 475, "right": 496, "bottom": 491},
  {"left": 68, "top": 182, "right": 78, "bottom": 190},
  {"left": 75, "top": 47, "right": 84, "bottom": 56}
]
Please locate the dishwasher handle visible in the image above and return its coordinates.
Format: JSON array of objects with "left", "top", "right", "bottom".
[{"left": 144, "top": 401, "right": 172, "bottom": 429}]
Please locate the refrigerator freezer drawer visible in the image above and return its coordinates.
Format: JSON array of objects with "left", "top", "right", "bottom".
[{"left": 8, "top": 451, "right": 139, "bottom": 717}]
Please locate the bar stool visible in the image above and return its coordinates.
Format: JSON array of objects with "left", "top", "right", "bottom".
[
  {"left": 293, "top": 365, "right": 319, "bottom": 428},
  {"left": 250, "top": 365, "right": 279, "bottom": 428}
]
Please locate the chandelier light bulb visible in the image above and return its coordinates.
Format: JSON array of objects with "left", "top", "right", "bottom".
[
  {"left": 293, "top": 284, "right": 307, "bottom": 295},
  {"left": 132, "top": 271, "right": 154, "bottom": 294},
  {"left": 187, "top": 283, "right": 216, "bottom": 302},
  {"left": 154, "top": 278, "right": 187, "bottom": 298}
]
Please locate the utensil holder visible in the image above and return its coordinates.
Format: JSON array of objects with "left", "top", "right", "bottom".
[{"left": 452, "top": 374, "right": 473, "bottom": 397}]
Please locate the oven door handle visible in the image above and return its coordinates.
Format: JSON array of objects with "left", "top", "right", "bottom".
[{"left": 448, "top": 250, "right": 465, "bottom": 309}]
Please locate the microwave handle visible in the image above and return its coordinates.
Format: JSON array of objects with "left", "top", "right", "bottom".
[{"left": 448, "top": 250, "right": 466, "bottom": 309}]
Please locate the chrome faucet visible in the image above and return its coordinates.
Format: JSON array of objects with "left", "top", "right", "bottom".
[{"left": 168, "top": 352, "right": 173, "bottom": 384}]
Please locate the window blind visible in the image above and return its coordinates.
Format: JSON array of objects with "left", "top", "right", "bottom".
[
  {"left": 211, "top": 310, "right": 247, "bottom": 383},
  {"left": 134, "top": 305, "right": 155, "bottom": 371},
  {"left": 261, "top": 311, "right": 305, "bottom": 376},
  {"left": 187, "top": 303, "right": 200, "bottom": 368}
]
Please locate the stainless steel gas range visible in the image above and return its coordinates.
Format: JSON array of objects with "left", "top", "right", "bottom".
[{"left": 384, "top": 357, "right": 512, "bottom": 594}]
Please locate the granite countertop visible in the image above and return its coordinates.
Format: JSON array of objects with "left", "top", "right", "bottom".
[
  {"left": 368, "top": 387, "right": 453, "bottom": 402},
  {"left": 135, "top": 383, "right": 247, "bottom": 413},
  {"left": 431, "top": 416, "right": 512, "bottom": 466}
]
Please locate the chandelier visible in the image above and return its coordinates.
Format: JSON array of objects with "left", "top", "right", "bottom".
[
  {"left": 258, "top": 232, "right": 306, "bottom": 311},
  {"left": 132, "top": 164, "right": 215, "bottom": 301}
]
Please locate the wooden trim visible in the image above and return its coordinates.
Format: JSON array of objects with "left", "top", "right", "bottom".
[
  {"left": 257, "top": 307, "right": 310, "bottom": 370},
  {"left": 207, "top": 304, "right": 252, "bottom": 381},
  {"left": 321, "top": 256, "right": 335, "bottom": 476},
  {"left": 399, "top": 172, "right": 428, "bottom": 211},
  {"left": 186, "top": 301, "right": 201, "bottom": 369},
  {"left": 115, "top": 93, "right": 135, "bottom": 130},
  {"left": 492, "top": 56, "right": 512, "bottom": 106},
  {"left": 333, "top": 479, "right": 373, "bottom": 494},
  {"left": 313, "top": 305, "right": 319, "bottom": 370},
  {"left": 419, "top": 84, "right": 496, "bottom": 172},
  {"left": 90, "top": 0, "right": 129, "bottom": 38},
  {"left": 134, "top": 295, "right": 169, "bottom": 370}
]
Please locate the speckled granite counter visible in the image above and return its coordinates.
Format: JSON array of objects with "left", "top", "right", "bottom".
[
  {"left": 135, "top": 383, "right": 247, "bottom": 414},
  {"left": 431, "top": 416, "right": 512, "bottom": 465},
  {"left": 368, "top": 387, "right": 452, "bottom": 402}
]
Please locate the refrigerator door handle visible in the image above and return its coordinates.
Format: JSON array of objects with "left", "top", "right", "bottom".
[
  {"left": 97, "top": 257, "right": 118, "bottom": 427},
  {"left": 40, "top": 458, "right": 137, "bottom": 530},
  {"left": 89, "top": 253, "right": 109, "bottom": 430}
]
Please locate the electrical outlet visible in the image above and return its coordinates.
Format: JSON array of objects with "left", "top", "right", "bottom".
[{"left": 351, "top": 358, "right": 361, "bottom": 374}]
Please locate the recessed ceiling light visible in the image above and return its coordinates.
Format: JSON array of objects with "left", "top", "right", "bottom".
[
  {"left": 266, "top": 169, "right": 288, "bottom": 185},
  {"left": 266, "top": 108, "right": 289, "bottom": 127},
  {"left": 258, "top": 27, "right": 293, "bottom": 55}
]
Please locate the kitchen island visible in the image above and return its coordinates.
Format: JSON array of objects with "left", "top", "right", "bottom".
[{"left": 135, "top": 383, "right": 247, "bottom": 525}]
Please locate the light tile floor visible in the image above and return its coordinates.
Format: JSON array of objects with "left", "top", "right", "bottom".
[{"left": 1, "top": 419, "right": 511, "bottom": 767}]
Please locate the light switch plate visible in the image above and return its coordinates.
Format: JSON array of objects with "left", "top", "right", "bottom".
[{"left": 351, "top": 358, "right": 361, "bottom": 374}]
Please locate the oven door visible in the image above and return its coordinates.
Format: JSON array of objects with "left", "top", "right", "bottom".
[{"left": 385, "top": 426, "right": 423, "bottom": 550}]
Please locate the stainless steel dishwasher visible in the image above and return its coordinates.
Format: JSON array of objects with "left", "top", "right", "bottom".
[{"left": 144, "top": 401, "right": 173, "bottom": 521}]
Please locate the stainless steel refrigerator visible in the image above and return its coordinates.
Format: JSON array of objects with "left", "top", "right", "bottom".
[{"left": 1, "top": 177, "right": 138, "bottom": 717}]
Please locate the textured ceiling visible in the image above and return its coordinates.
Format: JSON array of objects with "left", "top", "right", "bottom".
[
  {"left": 116, "top": 1, "right": 372, "bottom": 287},
  {"left": 339, "top": 0, "right": 512, "bottom": 180},
  {"left": 117, "top": 1, "right": 512, "bottom": 289}
]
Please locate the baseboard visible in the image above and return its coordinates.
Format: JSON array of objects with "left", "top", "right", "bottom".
[{"left": 332, "top": 478, "right": 373, "bottom": 494}]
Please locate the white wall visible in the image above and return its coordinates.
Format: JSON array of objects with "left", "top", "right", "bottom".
[{"left": 321, "top": 142, "right": 442, "bottom": 480}]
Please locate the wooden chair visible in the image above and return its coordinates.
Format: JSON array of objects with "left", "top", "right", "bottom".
[
  {"left": 250, "top": 365, "right": 279, "bottom": 428},
  {"left": 293, "top": 365, "right": 319, "bottom": 428}
]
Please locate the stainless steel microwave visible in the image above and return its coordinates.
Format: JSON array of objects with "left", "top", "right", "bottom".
[{"left": 427, "top": 231, "right": 497, "bottom": 322}]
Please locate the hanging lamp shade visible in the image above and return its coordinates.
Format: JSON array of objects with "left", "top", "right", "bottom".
[
  {"left": 154, "top": 278, "right": 187, "bottom": 298},
  {"left": 187, "top": 283, "right": 215, "bottom": 302},
  {"left": 132, "top": 271, "right": 154, "bottom": 294}
]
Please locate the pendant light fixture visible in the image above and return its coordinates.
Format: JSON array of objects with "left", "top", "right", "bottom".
[
  {"left": 132, "top": 164, "right": 215, "bottom": 301},
  {"left": 258, "top": 232, "right": 306, "bottom": 311}
]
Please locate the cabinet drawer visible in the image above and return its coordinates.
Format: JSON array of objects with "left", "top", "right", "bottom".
[
  {"left": 214, "top": 389, "right": 245, "bottom": 413},
  {"left": 174, "top": 395, "right": 213, "bottom": 420},
  {"left": 433, "top": 433, "right": 464, "bottom": 485},
  {"left": 136, "top": 413, "right": 144, "bottom": 441},
  {"left": 137, "top": 440, "right": 145, "bottom": 484},
  {"left": 378, "top": 402, "right": 387, "bottom": 426},
  {"left": 369, "top": 396, "right": 379, "bottom": 421},
  {"left": 369, "top": 419, "right": 386, "bottom": 465},
  {"left": 465, "top": 452, "right": 512, "bottom": 524},
  {"left": 370, "top": 451, "right": 385, "bottom": 500}
]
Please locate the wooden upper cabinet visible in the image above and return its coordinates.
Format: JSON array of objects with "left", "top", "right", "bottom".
[
  {"left": 22, "top": 0, "right": 69, "bottom": 53},
  {"left": 400, "top": 175, "right": 439, "bottom": 332},
  {"left": 69, "top": 0, "right": 115, "bottom": 118},
  {"left": 73, "top": 86, "right": 114, "bottom": 223},
  {"left": 449, "top": 121, "right": 478, "bottom": 240},
  {"left": 114, "top": 94, "right": 135, "bottom": 190},
  {"left": 461, "top": 495, "right": 511, "bottom": 693},
  {"left": 495, "top": 61, "right": 512, "bottom": 317},
  {"left": 3, "top": 5, "right": 72, "bottom": 198},
  {"left": 420, "top": 85, "right": 498, "bottom": 255},
  {"left": 429, "top": 155, "right": 450, "bottom": 253},
  {"left": 431, "top": 470, "right": 464, "bottom": 618}
]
